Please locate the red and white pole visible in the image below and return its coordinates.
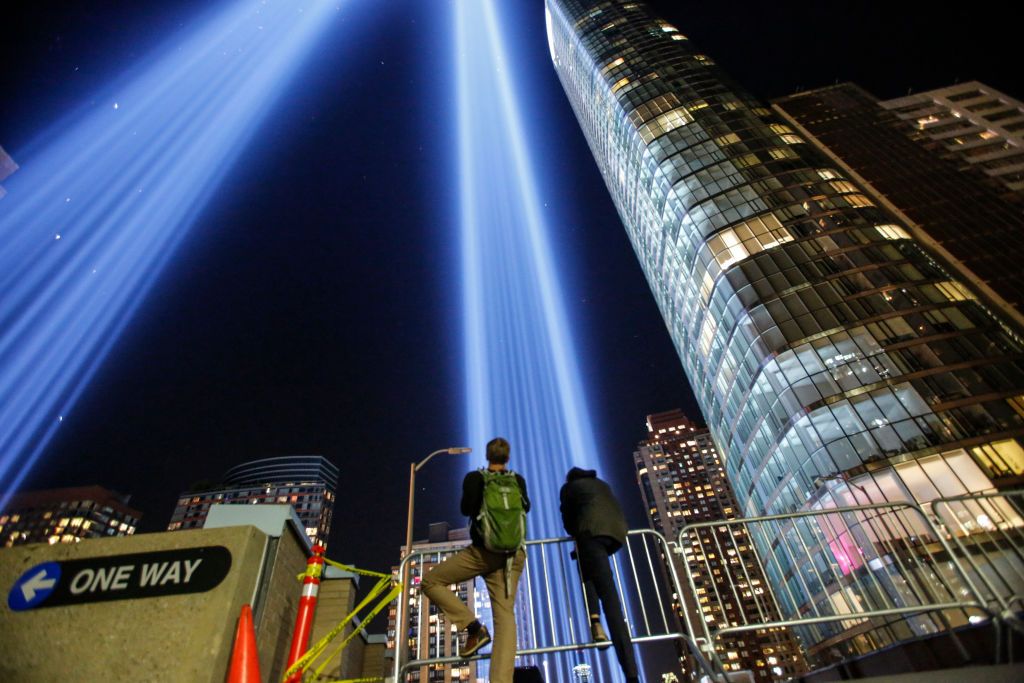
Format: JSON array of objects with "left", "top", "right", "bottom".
[{"left": 285, "top": 544, "right": 325, "bottom": 683}]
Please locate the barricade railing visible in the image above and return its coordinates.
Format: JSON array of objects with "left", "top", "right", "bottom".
[
  {"left": 675, "top": 501, "right": 996, "bottom": 671},
  {"left": 924, "top": 489, "right": 1024, "bottom": 619},
  {"left": 392, "top": 529, "right": 723, "bottom": 682}
]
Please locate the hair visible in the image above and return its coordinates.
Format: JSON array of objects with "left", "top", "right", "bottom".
[{"left": 486, "top": 437, "right": 510, "bottom": 464}]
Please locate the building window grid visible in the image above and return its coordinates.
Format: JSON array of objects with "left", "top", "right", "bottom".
[{"left": 551, "top": 0, "right": 1024, "bottom": 663}]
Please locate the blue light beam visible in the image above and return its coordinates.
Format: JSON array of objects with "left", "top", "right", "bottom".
[
  {"left": 0, "top": 0, "right": 341, "bottom": 507},
  {"left": 455, "top": 1, "right": 624, "bottom": 680}
]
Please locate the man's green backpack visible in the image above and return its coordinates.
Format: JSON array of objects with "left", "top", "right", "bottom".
[{"left": 477, "top": 468, "right": 526, "bottom": 554}]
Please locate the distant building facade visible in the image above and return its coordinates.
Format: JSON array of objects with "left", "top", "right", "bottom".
[
  {"left": 167, "top": 455, "right": 338, "bottom": 548},
  {"left": 635, "top": 410, "right": 805, "bottom": 680},
  {"left": 0, "top": 485, "right": 141, "bottom": 547},
  {"left": 881, "top": 82, "right": 1024, "bottom": 201},
  {"left": 772, "top": 83, "right": 1024, "bottom": 322}
]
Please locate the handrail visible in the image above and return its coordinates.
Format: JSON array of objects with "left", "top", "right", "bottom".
[
  {"left": 391, "top": 529, "right": 723, "bottom": 682},
  {"left": 923, "top": 489, "right": 1024, "bottom": 620},
  {"left": 676, "top": 500, "right": 996, "bottom": 671},
  {"left": 391, "top": 497, "right": 1023, "bottom": 681}
]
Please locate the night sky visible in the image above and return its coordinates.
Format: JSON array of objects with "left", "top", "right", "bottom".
[{"left": 1, "top": 0, "right": 1018, "bottom": 588}]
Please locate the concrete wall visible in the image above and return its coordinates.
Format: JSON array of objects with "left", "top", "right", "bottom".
[
  {"left": 361, "top": 637, "right": 389, "bottom": 679},
  {"left": 0, "top": 524, "right": 306, "bottom": 683},
  {"left": 253, "top": 531, "right": 307, "bottom": 679},
  {"left": 309, "top": 575, "right": 362, "bottom": 679}
]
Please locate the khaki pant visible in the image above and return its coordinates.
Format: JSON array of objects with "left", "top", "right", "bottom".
[{"left": 420, "top": 544, "right": 526, "bottom": 683}]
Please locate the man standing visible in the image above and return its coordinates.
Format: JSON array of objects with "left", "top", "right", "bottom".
[
  {"left": 560, "top": 467, "right": 640, "bottom": 683},
  {"left": 420, "top": 437, "right": 529, "bottom": 683}
]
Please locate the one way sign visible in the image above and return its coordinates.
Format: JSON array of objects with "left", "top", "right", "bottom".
[
  {"left": 8, "top": 561, "right": 62, "bottom": 611},
  {"left": 6, "top": 546, "right": 231, "bottom": 611}
]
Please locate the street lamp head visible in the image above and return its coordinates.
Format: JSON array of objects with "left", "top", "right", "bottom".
[{"left": 448, "top": 447, "right": 472, "bottom": 454}]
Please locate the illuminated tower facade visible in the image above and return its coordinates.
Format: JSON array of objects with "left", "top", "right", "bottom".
[
  {"left": 167, "top": 455, "right": 338, "bottom": 548},
  {"left": 0, "top": 485, "right": 141, "bottom": 547},
  {"left": 635, "top": 410, "right": 804, "bottom": 680},
  {"left": 548, "top": 0, "right": 1024, "bottom": 657},
  {"left": 771, "top": 83, "right": 1024, "bottom": 321}
]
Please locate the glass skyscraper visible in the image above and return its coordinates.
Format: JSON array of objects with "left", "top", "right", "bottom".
[{"left": 547, "top": 0, "right": 1024, "bottom": 658}]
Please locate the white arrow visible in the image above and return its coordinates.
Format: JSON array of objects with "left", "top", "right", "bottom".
[{"left": 20, "top": 568, "right": 57, "bottom": 601}]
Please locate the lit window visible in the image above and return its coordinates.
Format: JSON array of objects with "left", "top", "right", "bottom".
[
  {"left": 817, "top": 168, "right": 840, "bottom": 180},
  {"left": 829, "top": 180, "right": 859, "bottom": 194},
  {"left": 875, "top": 224, "right": 911, "bottom": 240},
  {"left": 705, "top": 213, "right": 793, "bottom": 272},
  {"left": 636, "top": 106, "right": 693, "bottom": 143},
  {"left": 715, "top": 133, "right": 740, "bottom": 146},
  {"left": 934, "top": 280, "right": 975, "bottom": 302},
  {"left": 767, "top": 146, "right": 797, "bottom": 160},
  {"left": 844, "top": 194, "right": 875, "bottom": 208},
  {"left": 972, "top": 439, "right": 1024, "bottom": 477},
  {"left": 611, "top": 76, "right": 631, "bottom": 93},
  {"left": 601, "top": 56, "right": 624, "bottom": 75},
  {"left": 698, "top": 314, "right": 718, "bottom": 356}
]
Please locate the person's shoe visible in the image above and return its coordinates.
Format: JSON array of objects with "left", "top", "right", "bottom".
[
  {"left": 591, "top": 621, "right": 611, "bottom": 648},
  {"left": 462, "top": 624, "right": 491, "bottom": 657}
]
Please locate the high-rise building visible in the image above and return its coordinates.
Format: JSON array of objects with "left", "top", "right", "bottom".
[
  {"left": 0, "top": 485, "right": 141, "bottom": 547},
  {"left": 547, "top": 0, "right": 1024, "bottom": 660},
  {"left": 771, "top": 83, "right": 1024, "bottom": 322},
  {"left": 635, "top": 410, "right": 804, "bottom": 680},
  {"left": 388, "top": 523, "right": 479, "bottom": 683},
  {"left": 880, "top": 82, "right": 1024, "bottom": 202},
  {"left": 0, "top": 144, "right": 17, "bottom": 200},
  {"left": 167, "top": 455, "right": 338, "bottom": 548}
]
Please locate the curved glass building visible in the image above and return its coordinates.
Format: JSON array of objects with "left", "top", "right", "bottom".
[
  {"left": 169, "top": 455, "right": 338, "bottom": 548},
  {"left": 547, "top": 0, "right": 1024, "bottom": 662},
  {"left": 222, "top": 454, "right": 339, "bottom": 491}
]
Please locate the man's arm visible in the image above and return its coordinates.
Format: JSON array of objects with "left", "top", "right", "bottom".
[
  {"left": 517, "top": 473, "right": 531, "bottom": 513},
  {"left": 460, "top": 471, "right": 482, "bottom": 518},
  {"left": 560, "top": 484, "right": 577, "bottom": 536}
]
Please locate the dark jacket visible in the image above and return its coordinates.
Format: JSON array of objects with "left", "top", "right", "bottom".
[
  {"left": 461, "top": 468, "right": 530, "bottom": 548},
  {"left": 559, "top": 468, "right": 628, "bottom": 551}
]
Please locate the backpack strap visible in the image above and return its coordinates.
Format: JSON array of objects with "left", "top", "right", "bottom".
[{"left": 504, "top": 553, "right": 514, "bottom": 599}]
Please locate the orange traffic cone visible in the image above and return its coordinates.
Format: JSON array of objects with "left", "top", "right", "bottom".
[{"left": 227, "top": 604, "right": 262, "bottom": 683}]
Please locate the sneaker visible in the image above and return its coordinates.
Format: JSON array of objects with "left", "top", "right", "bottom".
[
  {"left": 462, "top": 624, "right": 491, "bottom": 657},
  {"left": 591, "top": 621, "right": 611, "bottom": 648}
]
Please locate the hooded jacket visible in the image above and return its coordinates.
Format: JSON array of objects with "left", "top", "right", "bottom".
[{"left": 559, "top": 467, "right": 628, "bottom": 550}]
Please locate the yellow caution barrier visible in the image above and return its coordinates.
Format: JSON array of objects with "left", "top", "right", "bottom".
[{"left": 282, "top": 559, "right": 400, "bottom": 683}]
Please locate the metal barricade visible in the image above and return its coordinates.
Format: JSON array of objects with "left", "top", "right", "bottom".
[
  {"left": 925, "top": 489, "right": 1024, "bottom": 617},
  {"left": 676, "top": 502, "right": 994, "bottom": 670},
  {"left": 392, "top": 529, "right": 722, "bottom": 682}
]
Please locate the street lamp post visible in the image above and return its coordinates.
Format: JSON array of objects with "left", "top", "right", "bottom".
[
  {"left": 404, "top": 447, "right": 472, "bottom": 561},
  {"left": 398, "top": 446, "right": 471, "bottom": 679}
]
